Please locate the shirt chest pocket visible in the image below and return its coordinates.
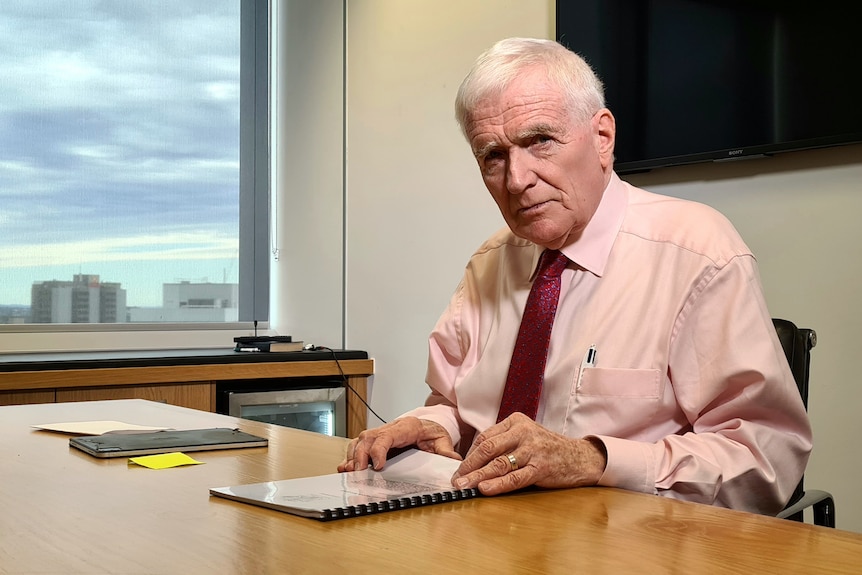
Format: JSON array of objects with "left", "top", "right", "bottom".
[{"left": 577, "top": 367, "right": 662, "bottom": 398}]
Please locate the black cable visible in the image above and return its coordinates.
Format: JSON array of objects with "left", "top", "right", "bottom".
[{"left": 316, "top": 346, "right": 387, "bottom": 425}]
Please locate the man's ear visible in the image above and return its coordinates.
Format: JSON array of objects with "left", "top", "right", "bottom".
[{"left": 593, "top": 109, "right": 616, "bottom": 169}]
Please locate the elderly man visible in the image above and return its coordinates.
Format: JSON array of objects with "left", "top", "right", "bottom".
[{"left": 339, "top": 37, "right": 811, "bottom": 514}]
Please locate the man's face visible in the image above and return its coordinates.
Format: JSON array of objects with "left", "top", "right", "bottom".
[{"left": 465, "top": 67, "right": 615, "bottom": 249}]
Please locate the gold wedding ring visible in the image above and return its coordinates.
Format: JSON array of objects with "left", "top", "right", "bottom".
[{"left": 506, "top": 453, "right": 518, "bottom": 472}]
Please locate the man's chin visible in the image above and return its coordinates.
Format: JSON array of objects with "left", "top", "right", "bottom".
[{"left": 514, "top": 227, "right": 569, "bottom": 250}]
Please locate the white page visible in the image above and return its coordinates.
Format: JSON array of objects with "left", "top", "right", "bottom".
[
  {"left": 210, "top": 449, "right": 468, "bottom": 518},
  {"left": 32, "top": 421, "right": 172, "bottom": 435}
]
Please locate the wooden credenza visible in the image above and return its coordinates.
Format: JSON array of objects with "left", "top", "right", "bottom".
[{"left": 0, "top": 348, "right": 374, "bottom": 437}]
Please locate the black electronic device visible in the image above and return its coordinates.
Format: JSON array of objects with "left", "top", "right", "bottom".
[
  {"left": 70, "top": 428, "right": 269, "bottom": 458},
  {"left": 556, "top": 0, "right": 862, "bottom": 173},
  {"left": 233, "top": 335, "right": 293, "bottom": 345}
]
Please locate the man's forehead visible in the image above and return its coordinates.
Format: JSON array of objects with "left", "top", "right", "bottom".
[
  {"left": 467, "top": 98, "right": 568, "bottom": 149},
  {"left": 469, "top": 77, "right": 569, "bottom": 128}
]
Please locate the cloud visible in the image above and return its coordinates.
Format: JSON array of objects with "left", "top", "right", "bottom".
[
  {"left": 0, "top": 1, "right": 243, "bottom": 306},
  {"left": 0, "top": 230, "right": 238, "bottom": 269}
]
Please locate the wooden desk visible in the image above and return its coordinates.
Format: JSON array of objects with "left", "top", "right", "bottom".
[{"left": 3, "top": 400, "right": 861, "bottom": 575}]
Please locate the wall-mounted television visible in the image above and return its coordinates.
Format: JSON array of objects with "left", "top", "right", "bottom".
[{"left": 556, "top": 0, "right": 862, "bottom": 174}]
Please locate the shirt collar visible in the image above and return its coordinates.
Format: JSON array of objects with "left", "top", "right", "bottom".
[{"left": 558, "top": 172, "right": 626, "bottom": 277}]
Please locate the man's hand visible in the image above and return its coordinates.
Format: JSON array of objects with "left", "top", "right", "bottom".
[
  {"left": 337, "top": 417, "right": 462, "bottom": 472},
  {"left": 451, "top": 412, "right": 607, "bottom": 495}
]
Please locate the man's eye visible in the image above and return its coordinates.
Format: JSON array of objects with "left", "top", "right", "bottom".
[
  {"left": 480, "top": 152, "right": 505, "bottom": 175},
  {"left": 483, "top": 151, "right": 504, "bottom": 165}
]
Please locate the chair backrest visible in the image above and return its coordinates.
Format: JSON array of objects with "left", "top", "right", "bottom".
[
  {"left": 772, "top": 318, "right": 816, "bottom": 408},
  {"left": 772, "top": 317, "right": 816, "bottom": 509}
]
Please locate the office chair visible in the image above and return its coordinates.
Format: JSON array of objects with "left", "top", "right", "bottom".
[{"left": 772, "top": 318, "right": 836, "bottom": 528}]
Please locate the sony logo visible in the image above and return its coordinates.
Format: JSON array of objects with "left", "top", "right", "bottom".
[{"left": 727, "top": 149, "right": 745, "bottom": 156}]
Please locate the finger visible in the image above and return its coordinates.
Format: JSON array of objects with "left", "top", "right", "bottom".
[
  {"left": 454, "top": 453, "right": 518, "bottom": 489},
  {"left": 350, "top": 433, "right": 378, "bottom": 471},
  {"left": 463, "top": 412, "right": 530, "bottom": 460},
  {"left": 433, "top": 443, "right": 463, "bottom": 461},
  {"left": 416, "top": 436, "right": 461, "bottom": 460},
  {"left": 476, "top": 467, "right": 529, "bottom": 496},
  {"left": 415, "top": 434, "right": 460, "bottom": 461},
  {"left": 463, "top": 420, "right": 509, "bottom": 459},
  {"left": 366, "top": 434, "right": 395, "bottom": 470},
  {"left": 336, "top": 438, "right": 360, "bottom": 472},
  {"left": 360, "top": 418, "right": 417, "bottom": 470},
  {"left": 455, "top": 430, "right": 519, "bottom": 479}
]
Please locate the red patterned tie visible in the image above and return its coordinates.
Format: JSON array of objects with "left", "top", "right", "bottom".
[{"left": 497, "top": 249, "right": 570, "bottom": 422}]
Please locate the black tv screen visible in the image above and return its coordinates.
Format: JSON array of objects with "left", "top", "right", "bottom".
[{"left": 556, "top": 0, "right": 862, "bottom": 174}]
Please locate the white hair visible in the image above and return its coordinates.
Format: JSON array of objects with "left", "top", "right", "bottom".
[{"left": 455, "top": 37, "right": 605, "bottom": 138}]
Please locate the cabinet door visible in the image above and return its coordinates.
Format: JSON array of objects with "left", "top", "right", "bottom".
[
  {"left": 0, "top": 390, "right": 56, "bottom": 406},
  {"left": 57, "top": 383, "right": 214, "bottom": 411}
]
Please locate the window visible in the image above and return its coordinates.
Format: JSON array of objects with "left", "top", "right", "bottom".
[{"left": 0, "top": 0, "right": 269, "bottom": 327}]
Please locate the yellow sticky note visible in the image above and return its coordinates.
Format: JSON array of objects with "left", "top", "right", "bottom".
[{"left": 129, "top": 452, "right": 204, "bottom": 469}]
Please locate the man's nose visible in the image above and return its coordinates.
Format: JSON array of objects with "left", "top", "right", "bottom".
[{"left": 506, "top": 148, "right": 538, "bottom": 194}]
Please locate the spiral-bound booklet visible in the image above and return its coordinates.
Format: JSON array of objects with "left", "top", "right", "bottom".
[{"left": 209, "top": 448, "right": 479, "bottom": 520}]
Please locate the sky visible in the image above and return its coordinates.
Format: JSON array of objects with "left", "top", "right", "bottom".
[{"left": 0, "top": 1, "right": 241, "bottom": 307}]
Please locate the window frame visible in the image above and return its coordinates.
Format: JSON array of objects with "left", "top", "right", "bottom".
[{"left": 239, "top": 0, "right": 271, "bottom": 325}]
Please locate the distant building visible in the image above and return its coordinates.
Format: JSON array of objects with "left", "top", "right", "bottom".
[
  {"left": 28, "top": 276, "right": 237, "bottom": 324},
  {"left": 127, "top": 281, "right": 238, "bottom": 322},
  {"left": 30, "top": 274, "right": 127, "bottom": 323},
  {"left": 0, "top": 305, "right": 30, "bottom": 324}
]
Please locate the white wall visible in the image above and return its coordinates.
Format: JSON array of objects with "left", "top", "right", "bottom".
[
  {"left": 270, "top": 0, "right": 345, "bottom": 347},
  {"left": 344, "top": 0, "right": 552, "bottom": 421}
]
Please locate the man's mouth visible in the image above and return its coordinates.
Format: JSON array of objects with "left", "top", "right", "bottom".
[{"left": 519, "top": 200, "right": 551, "bottom": 216}]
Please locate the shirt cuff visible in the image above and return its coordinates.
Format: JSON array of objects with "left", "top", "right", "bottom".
[{"left": 590, "top": 435, "right": 658, "bottom": 495}]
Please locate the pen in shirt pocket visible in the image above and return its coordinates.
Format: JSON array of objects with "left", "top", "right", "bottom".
[{"left": 577, "top": 344, "right": 597, "bottom": 389}]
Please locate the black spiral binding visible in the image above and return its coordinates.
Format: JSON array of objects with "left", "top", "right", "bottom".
[{"left": 320, "top": 488, "right": 480, "bottom": 521}]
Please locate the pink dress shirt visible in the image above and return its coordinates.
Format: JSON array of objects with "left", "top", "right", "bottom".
[{"left": 402, "top": 173, "right": 812, "bottom": 514}]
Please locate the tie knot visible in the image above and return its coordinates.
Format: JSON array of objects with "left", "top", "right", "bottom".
[{"left": 537, "top": 249, "right": 569, "bottom": 279}]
